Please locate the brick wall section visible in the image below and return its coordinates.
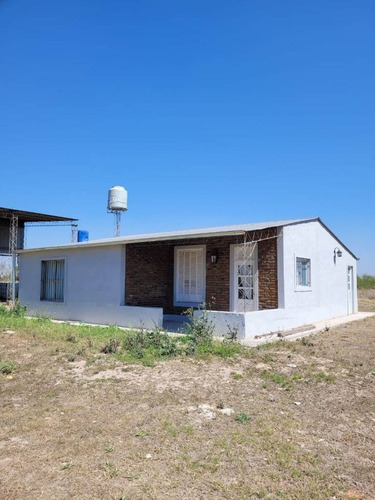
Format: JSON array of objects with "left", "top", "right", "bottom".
[
  {"left": 258, "top": 237, "right": 278, "bottom": 309},
  {"left": 125, "top": 232, "right": 278, "bottom": 314}
]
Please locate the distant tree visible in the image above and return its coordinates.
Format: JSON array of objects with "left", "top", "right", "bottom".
[{"left": 357, "top": 274, "right": 375, "bottom": 289}]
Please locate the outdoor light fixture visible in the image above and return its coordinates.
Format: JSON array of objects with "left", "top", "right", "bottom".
[
  {"left": 211, "top": 249, "right": 219, "bottom": 264},
  {"left": 334, "top": 247, "right": 342, "bottom": 264}
]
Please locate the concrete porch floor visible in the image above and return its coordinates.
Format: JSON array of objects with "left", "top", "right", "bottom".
[
  {"left": 242, "top": 311, "right": 375, "bottom": 346},
  {"left": 163, "top": 315, "right": 190, "bottom": 333}
]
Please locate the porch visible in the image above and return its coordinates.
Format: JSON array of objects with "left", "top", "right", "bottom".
[{"left": 124, "top": 229, "right": 280, "bottom": 318}]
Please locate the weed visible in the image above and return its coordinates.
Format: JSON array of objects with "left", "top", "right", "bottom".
[
  {"left": 232, "top": 373, "right": 243, "bottom": 380},
  {"left": 164, "top": 420, "right": 178, "bottom": 437},
  {"left": 301, "top": 337, "right": 313, "bottom": 347},
  {"left": 67, "top": 354, "right": 76, "bottom": 362},
  {"left": 104, "top": 460, "right": 118, "bottom": 478},
  {"left": 65, "top": 333, "right": 77, "bottom": 343},
  {"left": 314, "top": 372, "right": 336, "bottom": 383},
  {"left": 101, "top": 338, "right": 121, "bottom": 354},
  {"left": 183, "top": 305, "right": 214, "bottom": 347},
  {"left": 76, "top": 346, "right": 85, "bottom": 356},
  {"left": 224, "top": 323, "right": 239, "bottom": 342},
  {"left": 105, "top": 444, "right": 114, "bottom": 453},
  {"left": 235, "top": 412, "right": 250, "bottom": 423},
  {"left": 61, "top": 462, "right": 72, "bottom": 471},
  {"left": 135, "top": 429, "right": 148, "bottom": 437}
]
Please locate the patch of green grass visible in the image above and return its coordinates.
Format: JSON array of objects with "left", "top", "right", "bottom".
[
  {"left": 0, "top": 358, "right": 16, "bottom": 374},
  {"left": 0, "top": 306, "right": 252, "bottom": 366},
  {"left": 235, "top": 412, "right": 250, "bottom": 423},
  {"left": 314, "top": 372, "right": 336, "bottom": 383},
  {"left": 260, "top": 371, "right": 303, "bottom": 391},
  {"left": 232, "top": 373, "right": 243, "bottom": 380}
]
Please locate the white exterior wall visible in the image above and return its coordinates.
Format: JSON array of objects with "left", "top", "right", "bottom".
[
  {"left": 199, "top": 221, "right": 358, "bottom": 339},
  {"left": 280, "top": 221, "right": 357, "bottom": 320},
  {"left": 18, "top": 246, "right": 163, "bottom": 329}
]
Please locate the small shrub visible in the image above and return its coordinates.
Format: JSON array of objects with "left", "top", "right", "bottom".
[
  {"left": 183, "top": 306, "right": 214, "bottom": 347},
  {"left": 122, "top": 327, "right": 182, "bottom": 359},
  {"left": 235, "top": 412, "right": 250, "bottom": 423},
  {"left": 67, "top": 354, "right": 76, "bottom": 362},
  {"left": 101, "top": 338, "right": 121, "bottom": 354}
]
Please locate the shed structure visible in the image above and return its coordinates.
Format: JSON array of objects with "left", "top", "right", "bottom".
[{"left": 0, "top": 207, "right": 77, "bottom": 301}]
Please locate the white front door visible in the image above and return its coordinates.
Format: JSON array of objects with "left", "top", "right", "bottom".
[
  {"left": 174, "top": 246, "right": 205, "bottom": 306},
  {"left": 232, "top": 243, "right": 258, "bottom": 312},
  {"left": 347, "top": 266, "right": 354, "bottom": 314}
]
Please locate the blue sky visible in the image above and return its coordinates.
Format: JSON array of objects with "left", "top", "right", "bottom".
[{"left": 1, "top": 0, "right": 374, "bottom": 273}]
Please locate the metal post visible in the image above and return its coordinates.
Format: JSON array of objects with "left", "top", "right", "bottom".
[
  {"left": 8, "top": 215, "right": 18, "bottom": 303},
  {"left": 71, "top": 223, "right": 78, "bottom": 243},
  {"left": 114, "top": 211, "right": 121, "bottom": 237}
]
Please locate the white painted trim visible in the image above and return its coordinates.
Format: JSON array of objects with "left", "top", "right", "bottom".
[
  {"left": 347, "top": 265, "right": 354, "bottom": 315},
  {"left": 173, "top": 245, "right": 206, "bottom": 307},
  {"left": 39, "top": 257, "right": 67, "bottom": 304}
]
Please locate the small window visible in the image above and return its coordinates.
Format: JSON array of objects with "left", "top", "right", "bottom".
[
  {"left": 296, "top": 258, "right": 311, "bottom": 287},
  {"left": 41, "top": 260, "right": 65, "bottom": 302}
]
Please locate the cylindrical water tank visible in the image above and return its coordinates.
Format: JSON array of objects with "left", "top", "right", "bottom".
[{"left": 107, "top": 186, "right": 128, "bottom": 211}]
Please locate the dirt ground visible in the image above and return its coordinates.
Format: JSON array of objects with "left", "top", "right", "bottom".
[{"left": 1, "top": 299, "right": 374, "bottom": 499}]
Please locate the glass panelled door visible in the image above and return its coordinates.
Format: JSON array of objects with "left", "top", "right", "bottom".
[{"left": 233, "top": 243, "right": 258, "bottom": 312}]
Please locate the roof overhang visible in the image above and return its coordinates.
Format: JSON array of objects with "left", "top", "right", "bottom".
[
  {"left": 0, "top": 207, "right": 77, "bottom": 223},
  {"left": 17, "top": 217, "right": 358, "bottom": 260}
]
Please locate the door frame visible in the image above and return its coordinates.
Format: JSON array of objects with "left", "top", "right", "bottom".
[{"left": 230, "top": 243, "right": 258, "bottom": 312}]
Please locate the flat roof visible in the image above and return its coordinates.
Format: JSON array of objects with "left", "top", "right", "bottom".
[
  {"left": 19, "top": 218, "right": 315, "bottom": 251},
  {"left": 0, "top": 207, "right": 77, "bottom": 223},
  {"left": 18, "top": 217, "right": 358, "bottom": 260}
]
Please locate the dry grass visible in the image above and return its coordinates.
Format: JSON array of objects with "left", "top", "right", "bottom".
[
  {"left": 358, "top": 288, "right": 375, "bottom": 312},
  {"left": 1, "top": 304, "right": 375, "bottom": 499}
]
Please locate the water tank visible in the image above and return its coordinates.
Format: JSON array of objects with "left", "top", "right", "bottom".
[
  {"left": 77, "top": 230, "right": 89, "bottom": 242},
  {"left": 107, "top": 185, "right": 128, "bottom": 211}
]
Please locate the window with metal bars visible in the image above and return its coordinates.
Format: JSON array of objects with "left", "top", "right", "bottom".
[{"left": 40, "top": 259, "right": 65, "bottom": 302}]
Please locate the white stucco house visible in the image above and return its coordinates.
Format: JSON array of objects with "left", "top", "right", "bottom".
[{"left": 18, "top": 218, "right": 358, "bottom": 339}]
